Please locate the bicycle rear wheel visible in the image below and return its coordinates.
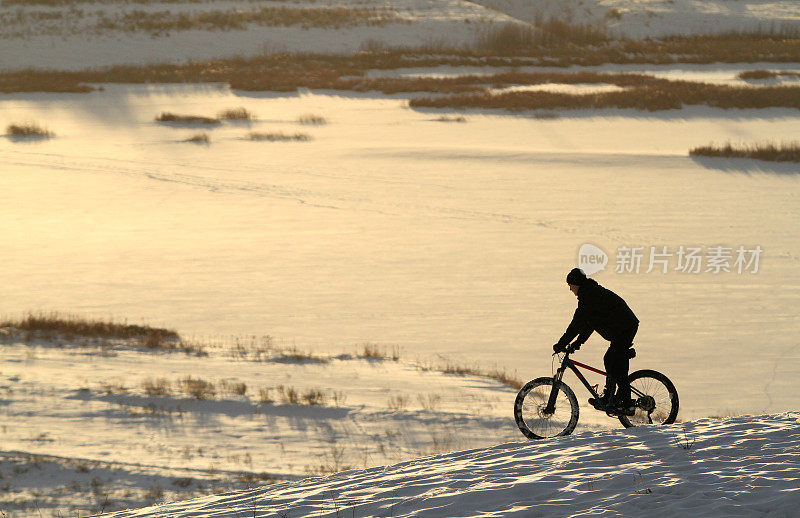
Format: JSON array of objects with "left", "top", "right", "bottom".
[
  {"left": 514, "top": 377, "right": 579, "bottom": 439},
  {"left": 618, "top": 369, "right": 679, "bottom": 428}
]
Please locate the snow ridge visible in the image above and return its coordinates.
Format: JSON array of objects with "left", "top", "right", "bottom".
[{"left": 101, "top": 413, "right": 800, "bottom": 517}]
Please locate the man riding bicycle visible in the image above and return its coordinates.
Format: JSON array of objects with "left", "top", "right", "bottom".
[{"left": 553, "top": 268, "right": 639, "bottom": 416}]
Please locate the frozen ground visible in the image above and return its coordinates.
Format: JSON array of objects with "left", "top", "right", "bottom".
[
  {"left": 1, "top": 0, "right": 799, "bottom": 70},
  {"left": 472, "top": 0, "right": 800, "bottom": 39},
  {"left": 1, "top": 66, "right": 799, "bottom": 421},
  {"left": 1, "top": 4, "right": 798, "bottom": 517},
  {"left": 97, "top": 412, "right": 800, "bottom": 517},
  {"left": 0, "top": 331, "right": 542, "bottom": 516}
]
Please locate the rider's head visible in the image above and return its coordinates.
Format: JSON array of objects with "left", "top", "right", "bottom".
[{"left": 566, "top": 268, "right": 587, "bottom": 296}]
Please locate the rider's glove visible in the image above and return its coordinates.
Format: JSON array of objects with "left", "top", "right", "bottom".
[
  {"left": 569, "top": 342, "right": 582, "bottom": 353},
  {"left": 553, "top": 343, "right": 567, "bottom": 353}
]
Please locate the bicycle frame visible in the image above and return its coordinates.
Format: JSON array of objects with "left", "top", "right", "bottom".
[{"left": 544, "top": 350, "right": 644, "bottom": 414}]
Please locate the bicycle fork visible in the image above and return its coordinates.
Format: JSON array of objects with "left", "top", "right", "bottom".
[{"left": 543, "top": 363, "right": 567, "bottom": 415}]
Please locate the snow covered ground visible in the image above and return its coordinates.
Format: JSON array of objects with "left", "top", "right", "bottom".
[
  {"left": 0, "top": 330, "right": 540, "bottom": 516},
  {"left": 1, "top": 0, "right": 799, "bottom": 71},
  {"left": 472, "top": 0, "right": 800, "bottom": 39},
  {"left": 96, "top": 412, "right": 800, "bottom": 517},
  {"left": 1, "top": 2, "right": 799, "bottom": 515},
  {"left": 1, "top": 70, "right": 799, "bottom": 422}
]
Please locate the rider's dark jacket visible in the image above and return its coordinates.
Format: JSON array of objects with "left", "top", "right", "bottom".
[{"left": 557, "top": 279, "right": 639, "bottom": 347}]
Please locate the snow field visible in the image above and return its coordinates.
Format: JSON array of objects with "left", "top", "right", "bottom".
[
  {"left": 2, "top": 0, "right": 799, "bottom": 71},
  {"left": 98, "top": 412, "right": 800, "bottom": 517}
]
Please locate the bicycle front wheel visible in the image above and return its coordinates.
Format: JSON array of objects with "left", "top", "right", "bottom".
[
  {"left": 514, "top": 377, "right": 579, "bottom": 439},
  {"left": 619, "top": 369, "right": 679, "bottom": 428}
]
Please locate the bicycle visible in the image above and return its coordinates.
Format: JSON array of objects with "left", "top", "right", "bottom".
[{"left": 514, "top": 344, "right": 679, "bottom": 439}]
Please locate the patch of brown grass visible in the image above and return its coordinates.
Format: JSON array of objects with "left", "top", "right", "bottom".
[
  {"left": 94, "top": 6, "right": 399, "bottom": 34},
  {"left": 142, "top": 378, "right": 172, "bottom": 397},
  {"left": 272, "top": 346, "right": 329, "bottom": 364},
  {"left": 737, "top": 69, "right": 800, "bottom": 80},
  {"left": 0, "top": 311, "right": 179, "bottom": 341},
  {"left": 218, "top": 107, "right": 252, "bottom": 120},
  {"left": 257, "top": 387, "right": 274, "bottom": 405},
  {"left": 387, "top": 394, "right": 409, "bottom": 411},
  {"left": 246, "top": 131, "right": 310, "bottom": 141},
  {"left": 297, "top": 113, "right": 326, "bottom": 125},
  {"left": 690, "top": 141, "right": 800, "bottom": 162},
  {"left": 435, "top": 115, "right": 467, "bottom": 122},
  {"left": 219, "top": 379, "right": 248, "bottom": 396},
  {"left": 474, "top": 20, "right": 610, "bottom": 53},
  {"left": 184, "top": 132, "right": 210, "bottom": 143},
  {"left": 359, "top": 343, "right": 401, "bottom": 361},
  {"left": 6, "top": 122, "right": 53, "bottom": 137},
  {"left": 180, "top": 377, "right": 216, "bottom": 400},
  {"left": 156, "top": 112, "right": 219, "bottom": 124},
  {"left": 439, "top": 361, "right": 522, "bottom": 389},
  {"left": 276, "top": 385, "right": 327, "bottom": 406},
  {"left": 410, "top": 82, "right": 800, "bottom": 112},
  {"left": 2, "top": 33, "right": 799, "bottom": 94}
]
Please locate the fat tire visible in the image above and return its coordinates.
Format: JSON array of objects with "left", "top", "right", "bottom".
[
  {"left": 514, "top": 377, "right": 579, "bottom": 439},
  {"left": 618, "top": 369, "right": 679, "bottom": 428}
]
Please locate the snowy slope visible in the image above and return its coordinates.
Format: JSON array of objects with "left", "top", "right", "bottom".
[
  {"left": 471, "top": 0, "right": 800, "bottom": 39},
  {"left": 98, "top": 412, "right": 800, "bottom": 517},
  {"left": 1, "top": 0, "right": 799, "bottom": 70}
]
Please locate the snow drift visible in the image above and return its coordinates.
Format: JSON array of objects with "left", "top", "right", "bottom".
[{"left": 99, "top": 412, "right": 800, "bottom": 517}]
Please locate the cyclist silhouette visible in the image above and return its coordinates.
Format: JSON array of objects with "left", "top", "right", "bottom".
[{"left": 554, "top": 268, "right": 639, "bottom": 415}]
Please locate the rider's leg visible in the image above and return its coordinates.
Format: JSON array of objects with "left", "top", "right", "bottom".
[
  {"left": 605, "top": 324, "right": 638, "bottom": 403},
  {"left": 602, "top": 346, "right": 624, "bottom": 401},
  {"left": 605, "top": 345, "right": 630, "bottom": 401}
]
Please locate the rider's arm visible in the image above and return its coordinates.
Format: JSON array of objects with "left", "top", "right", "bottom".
[
  {"left": 574, "top": 326, "right": 593, "bottom": 347},
  {"left": 556, "top": 307, "right": 591, "bottom": 346}
]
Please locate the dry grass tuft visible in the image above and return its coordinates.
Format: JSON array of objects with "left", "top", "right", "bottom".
[
  {"left": 475, "top": 20, "right": 610, "bottom": 53},
  {"left": 276, "top": 385, "right": 299, "bottom": 405},
  {"left": 276, "top": 385, "right": 327, "bottom": 406},
  {"left": 737, "top": 69, "right": 800, "bottom": 80},
  {"left": 0, "top": 311, "right": 179, "bottom": 341},
  {"left": 219, "top": 379, "right": 248, "bottom": 396},
  {"left": 297, "top": 114, "right": 327, "bottom": 125},
  {"left": 273, "top": 346, "right": 329, "bottom": 364},
  {"left": 258, "top": 387, "right": 274, "bottom": 405},
  {"left": 440, "top": 361, "right": 522, "bottom": 389},
  {"left": 180, "top": 377, "right": 216, "bottom": 400},
  {"left": 6, "top": 122, "right": 54, "bottom": 138},
  {"left": 690, "top": 141, "right": 800, "bottom": 162},
  {"left": 2, "top": 33, "right": 799, "bottom": 95},
  {"left": 184, "top": 132, "right": 210, "bottom": 143},
  {"left": 246, "top": 131, "right": 311, "bottom": 141},
  {"left": 360, "top": 343, "right": 401, "bottom": 361},
  {"left": 435, "top": 115, "right": 467, "bottom": 123},
  {"left": 301, "top": 388, "right": 327, "bottom": 406},
  {"left": 156, "top": 112, "right": 219, "bottom": 124},
  {"left": 218, "top": 107, "right": 252, "bottom": 120},
  {"left": 411, "top": 81, "right": 800, "bottom": 112},
  {"left": 95, "top": 6, "right": 398, "bottom": 34},
  {"left": 387, "top": 394, "right": 409, "bottom": 412},
  {"left": 417, "top": 393, "right": 441, "bottom": 411},
  {"left": 142, "top": 378, "right": 172, "bottom": 397},
  {"left": 99, "top": 381, "right": 128, "bottom": 394}
]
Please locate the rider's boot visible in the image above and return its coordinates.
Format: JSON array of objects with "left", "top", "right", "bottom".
[
  {"left": 609, "top": 394, "right": 636, "bottom": 416},
  {"left": 588, "top": 391, "right": 611, "bottom": 411}
]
